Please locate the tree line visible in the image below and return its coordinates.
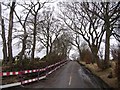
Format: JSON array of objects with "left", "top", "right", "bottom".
[
  {"left": 58, "top": 2, "right": 120, "bottom": 69},
  {"left": 0, "top": 1, "right": 71, "bottom": 65}
]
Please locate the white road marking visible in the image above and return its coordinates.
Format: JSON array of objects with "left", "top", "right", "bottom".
[
  {"left": 69, "top": 76, "right": 72, "bottom": 86},
  {"left": 69, "top": 63, "right": 73, "bottom": 86}
]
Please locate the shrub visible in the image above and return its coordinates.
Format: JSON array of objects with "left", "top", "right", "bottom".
[{"left": 2, "top": 52, "right": 64, "bottom": 72}]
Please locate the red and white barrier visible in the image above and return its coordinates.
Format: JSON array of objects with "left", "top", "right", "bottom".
[
  {"left": 0, "top": 60, "right": 66, "bottom": 77},
  {"left": 1, "top": 71, "right": 21, "bottom": 76},
  {"left": 46, "top": 61, "right": 67, "bottom": 76},
  {"left": 1, "top": 75, "right": 47, "bottom": 89},
  {"left": 0, "top": 68, "right": 46, "bottom": 77},
  {"left": 1, "top": 60, "right": 68, "bottom": 89}
]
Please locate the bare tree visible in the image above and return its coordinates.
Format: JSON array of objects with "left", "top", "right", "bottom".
[
  {"left": 52, "top": 32, "right": 72, "bottom": 58},
  {"left": 41, "top": 7, "right": 54, "bottom": 55},
  {"left": 68, "top": 32, "right": 82, "bottom": 60},
  {"left": 27, "top": 1, "right": 46, "bottom": 60},
  {"left": 13, "top": 1, "right": 46, "bottom": 61},
  {"left": 37, "top": 7, "right": 62, "bottom": 56},
  {"left": 84, "top": 2, "right": 120, "bottom": 68},
  {"left": 0, "top": 3, "right": 7, "bottom": 64},
  {"left": 7, "top": 1, "right": 16, "bottom": 62},
  {"left": 13, "top": 2, "right": 32, "bottom": 61},
  {"left": 58, "top": 2, "right": 105, "bottom": 68}
]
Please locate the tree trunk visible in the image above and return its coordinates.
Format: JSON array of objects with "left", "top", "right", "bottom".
[
  {"left": 78, "top": 46, "right": 82, "bottom": 61},
  {"left": 104, "top": 30, "right": 110, "bottom": 68},
  {"left": 103, "top": 3, "right": 110, "bottom": 69},
  {"left": 46, "top": 26, "right": 50, "bottom": 55},
  {"left": 31, "top": 15, "right": 37, "bottom": 60},
  {"left": 91, "top": 45, "right": 102, "bottom": 68},
  {"left": 1, "top": 19, "right": 8, "bottom": 64},
  {"left": 104, "top": 18, "right": 110, "bottom": 68},
  {"left": 94, "top": 52, "right": 101, "bottom": 68},
  {"left": 49, "top": 44, "right": 52, "bottom": 54},
  {"left": 0, "top": 3, "right": 8, "bottom": 64},
  {"left": 8, "top": 1, "right": 15, "bottom": 62},
  {"left": 19, "top": 33, "right": 28, "bottom": 61}
]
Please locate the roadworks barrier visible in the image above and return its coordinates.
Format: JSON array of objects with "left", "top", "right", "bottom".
[{"left": 0, "top": 60, "right": 68, "bottom": 89}]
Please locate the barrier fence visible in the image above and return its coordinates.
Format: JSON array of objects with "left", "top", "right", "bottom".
[{"left": 0, "top": 60, "right": 68, "bottom": 89}]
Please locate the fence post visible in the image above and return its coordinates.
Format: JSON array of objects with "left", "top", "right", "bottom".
[
  {"left": 37, "top": 70, "right": 40, "bottom": 81},
  {"left": 19, "top": 71, "right": 24, "bottom": 86},
  {"left": 45, "top": 66, "right": 48, "bottom": 77}
]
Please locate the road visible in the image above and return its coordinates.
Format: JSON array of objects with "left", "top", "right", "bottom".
[{"left": 21, "top": 61, "right": 109, "bottom": 89}]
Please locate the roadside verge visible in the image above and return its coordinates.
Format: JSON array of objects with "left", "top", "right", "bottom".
[{"left": 77, "top": 61, "right": 113, "bottom": 89}]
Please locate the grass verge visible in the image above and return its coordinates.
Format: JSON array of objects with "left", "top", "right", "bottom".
[{"left": 79, "top": 61, "right": 118, "bottom": 88}]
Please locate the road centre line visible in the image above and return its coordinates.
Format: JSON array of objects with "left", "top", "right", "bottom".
[
  {"left": 69, "top": 76, "right": 72, "bottom": 86},
  {"left": 69, "top": 63, "right": 73, "bottom": 86}
]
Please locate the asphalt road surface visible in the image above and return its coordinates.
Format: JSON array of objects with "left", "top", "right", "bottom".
[{"left": 21, "top": 61, "right": 110, "bottom": 89}]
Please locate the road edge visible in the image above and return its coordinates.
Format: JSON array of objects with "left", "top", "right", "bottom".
[{"left": 76, "top": 61, "right": 113, "bottom": 89}]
